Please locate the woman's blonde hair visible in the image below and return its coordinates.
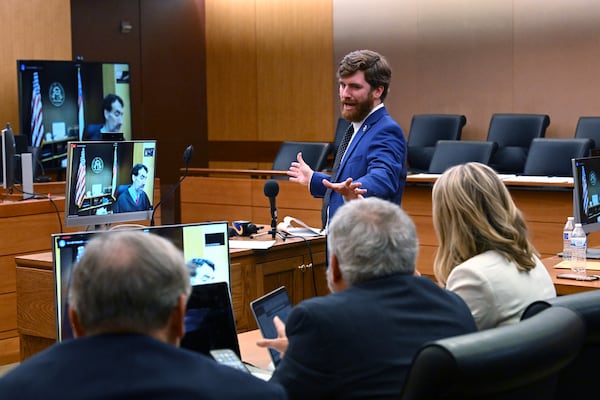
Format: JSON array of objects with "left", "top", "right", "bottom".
[{"left": 432, "top": 162, "right": 538, "bottom": 285}]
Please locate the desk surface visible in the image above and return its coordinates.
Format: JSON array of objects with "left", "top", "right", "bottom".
[
  {"left": 542, "top": 256, "right": 600, "bottom": 295},
  {"left": 239, "top": 329, "right": 271, "bottom": 370}
]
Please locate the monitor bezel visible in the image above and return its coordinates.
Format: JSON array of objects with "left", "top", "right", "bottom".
[
  {"left": 17, "top": 59, "right": 133, "bottom": 143},
  {"left": 64, "top": 139, "right": 157, "bottom": 228},
  {"left": 572, "top": 155, "right": 600, "bottom": 235}
]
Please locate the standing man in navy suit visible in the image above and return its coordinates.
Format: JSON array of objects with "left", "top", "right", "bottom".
[
  {"left": 288, "top": 49, "right": 407, "bottom": 229},
  {"left": 0, "top": 231, "right": 287, "bottom": 400}
]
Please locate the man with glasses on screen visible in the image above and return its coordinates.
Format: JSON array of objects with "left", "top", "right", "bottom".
[{"left": 84, "top": 93, "right": 124, "bottom": 140}]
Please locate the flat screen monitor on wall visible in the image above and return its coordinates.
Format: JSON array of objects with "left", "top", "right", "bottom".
[
  {"left": 64, "top": 140, "right": 156, "bottom": 228},
  {"left": 52, "top": 221, "right": 231, "bottom": 341},
  {"left": 17, "top": 60, "right": 132, "bottom": 173}
]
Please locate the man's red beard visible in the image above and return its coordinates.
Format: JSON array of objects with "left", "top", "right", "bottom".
[{"left": 340, "top": 92, "right": 376, "bottom": 122}]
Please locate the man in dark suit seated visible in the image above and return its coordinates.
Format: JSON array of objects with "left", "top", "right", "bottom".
[
  {"left": 0, "top": 231, "right": 287, "bottom": 400},
  {"left": 84, "top": 93, "right": 124, "bottom": 141},
  {"left": 113, "top": 163, "right": 152, "bottom": 213},
  {"left": 257, "top": 197, "right": 477, "bottom": 400}
]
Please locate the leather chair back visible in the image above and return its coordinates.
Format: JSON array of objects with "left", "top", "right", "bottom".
[
  {"left": 407, "top": 114, "right": 466, "bottom": 173},
  {"left": 522, "top": 290, "right": 600, "bottom": 400},
  {"left": 400, "top": 307, "right": 585, "bottom": 400},
  {"left": 523, "top": 138, "right": 592, "bottom": 176},
  {"left": 427, "top": 140, "right": 496, "bottom": 174},
  {"left": 486, "top": 113, "right": 550, "bottom": 173}
]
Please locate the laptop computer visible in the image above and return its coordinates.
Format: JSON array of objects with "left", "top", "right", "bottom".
[
  {"left": 182, "top": 282, "right": 274, "bottom": 380},
  {"left": 250, "top": 286, "right": 293, "bottom": 367}
]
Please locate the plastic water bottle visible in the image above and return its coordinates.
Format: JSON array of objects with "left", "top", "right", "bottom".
[
  {"left": 563, "top": 217, "right": 575, "bottom": 261},
  {"left": 570, "top": 223, "right": 587, "bottom": 279}
]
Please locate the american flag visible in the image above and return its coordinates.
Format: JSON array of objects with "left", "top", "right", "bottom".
[
  {"left": 75, "top": 148, "right": 86, "bottom": 208},
  {"left": 30, "top": 72, "right": 44, "bottom": 147},
  {"left": 111, "top": 145, "right": 118, "bottom": 197},
  {"left": 77, "top": 67, "right": 85, "bottom": 140}
]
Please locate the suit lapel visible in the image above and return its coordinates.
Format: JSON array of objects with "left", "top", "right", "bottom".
[{"left": 335, "top": 107, "right": 387, "bottom": 181}]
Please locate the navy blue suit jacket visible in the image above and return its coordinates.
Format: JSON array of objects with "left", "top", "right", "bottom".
[
  {"left": 0, "top": 333, "right": 287, "bottom": 400},
  {"left": 270, "top": 274, "right": 477, "bottom": 400},
  {"left": 310, "top": 106, "right": 407, "bottom": 224}
]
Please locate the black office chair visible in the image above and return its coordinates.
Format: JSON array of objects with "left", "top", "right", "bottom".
[
  {"left": 427, "top": 140, "right": 497, "bottom": 174},
  {"left": 407, "top": 114, "right": 467, "bottom": 173},
  {"left": 400, "top": 307, "right": 585, "bottom": 400},
  {"left": 522, "top": 290, "right": 600, "bottom": 400},
  {"left": 272, "top": 141, "right": 331, "bottom": 179},
  {"left": 522, "top": 138, "right": 592, "bottom": 176},
  {"left": 486, "top": 113, "right": 550, "bottom": 174},
  {"left": 574, "top": 116, "right": 600, "bottom": 152}
]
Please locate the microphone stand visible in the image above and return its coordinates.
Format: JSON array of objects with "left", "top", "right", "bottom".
[
  {"left": 269, "top": 207, "right": 277, "bottom": 238},
  {"left": 251, "top": 210, "right": 287, "bottom": 241}
]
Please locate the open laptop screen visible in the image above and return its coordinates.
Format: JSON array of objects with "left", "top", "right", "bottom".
[
  {"left": 52, "top": 221, "right": 230, "bottom": 342},
  {"left": 180, "top": 282, "right": 241, "bottom": 357}
]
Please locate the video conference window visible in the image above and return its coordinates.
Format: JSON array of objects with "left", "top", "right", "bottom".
[
  {"left": 18, "top": 60, "right": 132, "bottom": 144},
  {"left": 64, "top": 140, "right": 156, "bottom": 228}
]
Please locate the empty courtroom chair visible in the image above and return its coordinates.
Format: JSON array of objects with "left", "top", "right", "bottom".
[
  {"left": 486, "top": 113, "right": 550, "bottom": 174},
  {"left": 272, "top": 141, "right": 331, "bottom": 179},
  {"left": 400, "top": 307, "right": 585, "bottom": 400},
  {"left": 575, "top": 116, "right": 600, "bottom": 152},
  {"left": 522, "top": 290, "right": 600, "bottom": 400},
  {"left": 522, "top": 138, "right": 592, "bottom": 176},
  {"left": 427, "top": 140, "right": 497, "bottom": 174},
  {"left": 407, "top": 114, "right": 467, "bottom": 173}
]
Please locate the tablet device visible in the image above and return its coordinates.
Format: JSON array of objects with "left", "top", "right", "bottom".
[{"left": 250, "top": 286, "right": 293, "bottom": 366}]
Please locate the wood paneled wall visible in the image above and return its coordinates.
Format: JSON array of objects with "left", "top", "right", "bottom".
[
  {"left": 334, "top": 0, "right": 600, "bottom": 141},
  {"left": 205, "top": 0, "right": 334, "bottom": 170},
  {"left": 0, "top": 0, "right": 71, "bottom": 365},
  {"left": 0, "top": 0, "right": 72, "bottom": 133}
]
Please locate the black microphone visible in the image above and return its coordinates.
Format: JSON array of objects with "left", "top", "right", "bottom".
[
  {"left": 150, "top": 145, "right": 194, "bottom": 226},
  {"left": 264, "top": 179, "right": 279, "bottom": 238}
]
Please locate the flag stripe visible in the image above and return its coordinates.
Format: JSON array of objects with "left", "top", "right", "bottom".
[
  {"left": 75, "top": 148, "right": 86, "bottom": 208},
  {"left": 77, "top": 67, "right": 85, "bottom": 140},
  {"left": 30, "top": 72, "right": 44, "bottom": 147}
]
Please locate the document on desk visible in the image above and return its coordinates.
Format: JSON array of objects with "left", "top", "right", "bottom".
[
  {"left": 554, "top": 260, "right": 600, "bottom": 270},
  {"left": 229, "top": 240, "right": 276, "bottom": 250},
  {"left": 277, "top": 216, "right": 323, "bottom": 237}
]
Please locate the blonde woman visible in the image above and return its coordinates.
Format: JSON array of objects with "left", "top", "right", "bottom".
[{"left": 432, "top": 162, "right": 556, "bottom": 330}]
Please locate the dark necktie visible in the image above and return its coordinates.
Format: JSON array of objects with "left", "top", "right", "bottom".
[{"left": 321, "top": 124, "right": 354, "bottom": 228}]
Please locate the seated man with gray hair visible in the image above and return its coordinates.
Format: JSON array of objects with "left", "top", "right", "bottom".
[
  {"left": 258, "top": 197, "right": 477, "bottom": 399},
  {"left": 0, "top": 230, "right": 286, "bottom": 399}
]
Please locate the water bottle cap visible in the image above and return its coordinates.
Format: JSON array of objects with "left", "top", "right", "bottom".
[
  {"left": 575, "top": 223, "right": 583, "bottom": 227},
  {"left": 568, "top": 216, "right": 574, "bottom": 221}
]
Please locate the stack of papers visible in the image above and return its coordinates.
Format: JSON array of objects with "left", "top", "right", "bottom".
[{"left": 277, "top": 216, "right": 323, "bottom": 237}]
